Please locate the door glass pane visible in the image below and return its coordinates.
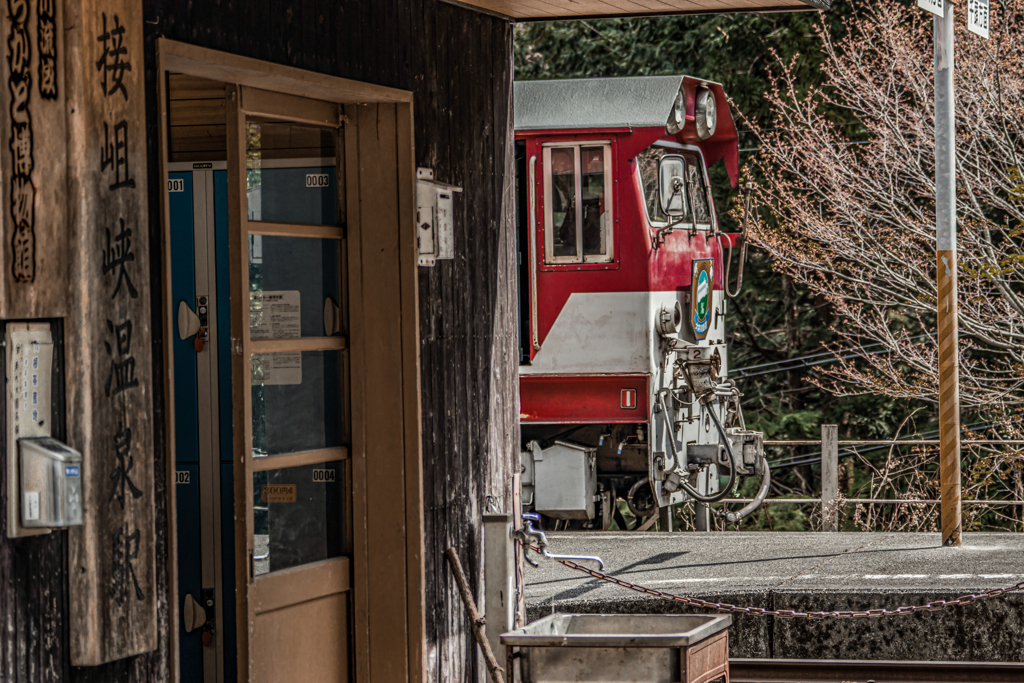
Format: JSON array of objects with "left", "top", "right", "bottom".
[
  {"left": 246, "top": 119, "right": 338, "bottom": 226},
  {"left": 581, "top": 146, "right": 607, "bottom": 257},
  {"left": 249, "top": 236, "right": 341, "bottom": 339},
  {"left": 251, "top": 350, "right": 345, "bottom": 457},
  {"left": 253, "top": 460, "right": 345, "bottom": 576},
  {"left": 549, "top": 147, "right": 577, "bottom": 258}
]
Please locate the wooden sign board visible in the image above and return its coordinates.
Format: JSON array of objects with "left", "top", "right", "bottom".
[
  {"left": 64, "top": 0, "right": 156, "bottom": 665},
  {"left": 0, "top": 0, "right": 68, "bottom": 318}
]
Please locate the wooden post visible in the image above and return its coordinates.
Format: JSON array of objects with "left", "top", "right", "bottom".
[
  {"left": 934, "top": 0, "right": 962, "bottom": 547},
  {"left": 821, "top": 424, "right": 838, "bottom": 532}
]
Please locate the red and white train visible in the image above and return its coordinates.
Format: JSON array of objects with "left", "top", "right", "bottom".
[{"left": 514, "top": 75, "right": 769, "bottom": 530}]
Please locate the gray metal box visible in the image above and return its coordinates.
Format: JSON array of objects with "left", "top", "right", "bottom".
[
  {"left": 19, "top": 437, "right": 83, "bottom": 528},
  {"left": 533, "top": 440, "right": 596, "bottom": 520},
  {"left": 502, "top": 613, "right": 732, "bottom": 683}
]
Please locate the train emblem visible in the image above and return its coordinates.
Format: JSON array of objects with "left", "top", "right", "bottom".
[{"left": 691, "top": 258, "right": 713, "bottom": 340}]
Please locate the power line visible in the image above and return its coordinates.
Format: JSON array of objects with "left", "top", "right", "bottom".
[{"left": 731, "top": 333, "right": 935, "bottom": 381}]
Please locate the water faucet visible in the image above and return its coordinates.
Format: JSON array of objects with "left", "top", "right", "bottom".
[{"left": 514, "top": 513, "right": 605, "bottom": 570}]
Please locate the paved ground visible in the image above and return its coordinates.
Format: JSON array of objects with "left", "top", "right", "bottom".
[{"left": 524, "top": 532, "right": 1024, "bottom": 661}]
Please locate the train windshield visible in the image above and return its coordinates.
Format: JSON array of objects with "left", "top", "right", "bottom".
[{"left": 636, "top": 144, "right": 713, "bottom": 229}]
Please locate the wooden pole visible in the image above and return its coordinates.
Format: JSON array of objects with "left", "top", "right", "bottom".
[
  {"left": 821, "top": 425, "right": 839, "bottom": 532},
  {"left": 446, "top": 547, "right": 506, "bottom": 683},
  {"left": 935, "top": 0, "right": 962, "bottom": 546}
]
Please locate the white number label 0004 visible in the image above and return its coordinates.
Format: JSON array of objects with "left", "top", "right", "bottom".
[
  {"left": 305, "top": 173, "right": 330, "bottom": 188},
  {"left": 312, "top": 469, "right": 336, "bottom": 482}
]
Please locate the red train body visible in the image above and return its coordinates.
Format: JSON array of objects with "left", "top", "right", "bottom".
[{"left": 515, "top": 75, "right": 768, "bottom": 529}]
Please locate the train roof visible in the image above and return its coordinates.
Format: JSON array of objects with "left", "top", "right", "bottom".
[{"left": 514, "top": 75, "right": 691, "bottom": 131}]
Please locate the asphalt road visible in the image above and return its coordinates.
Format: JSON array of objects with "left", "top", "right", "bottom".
[{"left": 525, "top": 532, "right": 1024, "bottom": 609}]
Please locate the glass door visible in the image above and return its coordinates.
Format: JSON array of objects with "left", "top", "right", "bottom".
[{"left": 226, "top": 84, "right": 350, "bottom": 683}]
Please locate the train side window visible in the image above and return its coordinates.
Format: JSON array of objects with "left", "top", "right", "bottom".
[{"left": 542, "top": 142, "right": 613, "bottom": 264}]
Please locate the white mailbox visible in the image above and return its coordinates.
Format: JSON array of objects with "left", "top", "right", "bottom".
[
  {"left": 19, "top": 437, "right": 83, "bottom": 528},
  {"left": 416, "top": 167, "right": 462, "bottom": 267}
]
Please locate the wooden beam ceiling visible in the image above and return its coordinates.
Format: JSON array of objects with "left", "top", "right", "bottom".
[{"left": 449, "top": 0, "right": 829, "bottom": 20}]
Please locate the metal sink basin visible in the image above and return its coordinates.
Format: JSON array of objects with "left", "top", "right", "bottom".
[{"left": 502, "top": 613, "right": 732, "bottom": 683}]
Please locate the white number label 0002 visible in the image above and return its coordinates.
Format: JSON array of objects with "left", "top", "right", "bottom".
[
  {"left": 175, "top": 471, "right": 191, "bottom": 484},
  {"left": 305, "top": 173, "right": 330, "bottom": 188},
  {"left": 312, "top": 469, "right": 336, "bottom": 482}
]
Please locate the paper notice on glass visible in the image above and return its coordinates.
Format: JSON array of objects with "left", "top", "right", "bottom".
[
  {"left": 251, "top": 290, "right": 302, "bottom": 340},
  {"left": 251, "top": 352, "right": 302, "bottom": 386},
  {"left": 968, "top": 0, "right": 990, "bottom": 38},
  {"left": 918, "top": 0, "right": 943, "bottom": 16},
  {"left": 250, "top": 290, "right": 302, "bottom": 385}
]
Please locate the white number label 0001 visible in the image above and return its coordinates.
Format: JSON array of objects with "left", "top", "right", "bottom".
[
  {"left": 305, "top": 173, "right": 330, "bottom": 188},
  {"left": 312, "top": 469, "right": 336, "bottom": 482},
  {"left": 168, "top": 178, "right": 185, "bottom": 193}
]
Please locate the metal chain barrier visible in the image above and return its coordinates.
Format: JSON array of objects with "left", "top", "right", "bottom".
[{"left": 530, "top": 545, "right": 1024, "bottom": 619}]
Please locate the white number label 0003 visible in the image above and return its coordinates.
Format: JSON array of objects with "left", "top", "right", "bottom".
[
  {"left": 306, "top": 173, "right": 330, "bottom": 188},
  {"left": 312, "top": 469, "right": 336, "bottom": 482}
]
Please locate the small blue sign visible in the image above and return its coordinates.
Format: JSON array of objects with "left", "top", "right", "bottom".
[{"left": 65, "top": 465, "right": 80, "bottom": 477}]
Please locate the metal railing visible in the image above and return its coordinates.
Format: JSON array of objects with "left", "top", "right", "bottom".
[{"left": 720, "top": 425, "right": 1024, "bottom": 531}]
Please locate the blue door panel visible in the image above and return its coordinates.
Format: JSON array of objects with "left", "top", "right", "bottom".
[
  {"left": 175, "top": 463, "right": 203, "bottom": 683},
  {"left": 169, "top": 172, "right": 199, "bottom": 465}
]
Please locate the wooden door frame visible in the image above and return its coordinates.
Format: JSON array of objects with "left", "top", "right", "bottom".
[{"left": 155, "top": 39, "right": 424, "bottom": 683}]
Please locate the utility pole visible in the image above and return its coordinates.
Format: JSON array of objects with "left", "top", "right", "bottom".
[{"left": 931, "top": 0, "right": 961, "bottom": 546}]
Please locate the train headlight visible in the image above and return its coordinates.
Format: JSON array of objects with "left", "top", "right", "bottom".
[
  {"left": 657, "top": 301, "right": 682, "bottom": 337},
  {"left": 666, "top": 91, "right": 685, "bottom": 135},
  {"left": 695, "top": 87, "right": 717, "bottom": 141}
]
